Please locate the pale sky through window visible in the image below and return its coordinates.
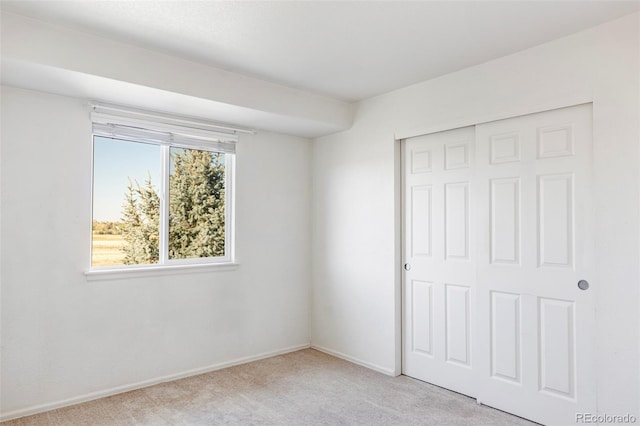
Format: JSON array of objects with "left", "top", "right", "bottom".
[{"left": 92, "top": 136, "right": 160, "bottom": 222}]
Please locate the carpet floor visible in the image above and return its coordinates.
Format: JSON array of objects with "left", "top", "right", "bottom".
[{"left": 3, "top": 349, "right": 535, "bottom": 425}]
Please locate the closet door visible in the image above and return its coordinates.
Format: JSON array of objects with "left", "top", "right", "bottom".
[
  {"left": 402, "top": 104, "right": 596, "bottom": 425},
  {"left": 402, "top": 126, "right": 477, "bottom": 397},
  {"left": 474, "top": 104, "right": 596, "bottom": 425}
]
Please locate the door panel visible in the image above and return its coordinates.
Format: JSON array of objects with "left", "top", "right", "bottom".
[
  {"left": 490, "top": 291, "right": 521, "bottom": 384},
  {"left": 475, "top": 104, "right": 595, "bottom": 425},
  {"left": 490, "top": 177, "right": 520, "bottom": 264},
  {"left": 402, "top": 126, "right": 476, "bottom": 397},
  {"left": 445, "top": 283, "right": 471, "bottom": 366},
  {"left": 409, "top": 280, "right": 433, "bottom": 356},
  {"left": 402, "top": 104, "right": 595, "bottom": 425}
]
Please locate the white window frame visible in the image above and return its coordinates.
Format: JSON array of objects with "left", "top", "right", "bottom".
[{"left": 86, "top": 104, "right": 243, "bottom": 280}]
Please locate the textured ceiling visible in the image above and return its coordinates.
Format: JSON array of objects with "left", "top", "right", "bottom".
[{"left": 1, "top": 1, "right": 639, "bottom": 102}]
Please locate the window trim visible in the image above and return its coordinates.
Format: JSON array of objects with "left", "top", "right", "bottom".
[
  {"left": 85, "top": 262, "right": 240, "bottom": 281},
  {"left": 87, "top": 105, "right": 238, "bottom": 275}
]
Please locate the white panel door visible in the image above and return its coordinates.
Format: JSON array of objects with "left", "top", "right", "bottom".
[
  {"left": 474, "top": 104, "right": 596, "bottom": 425},
  {"left": 402, "top": 104, "right": 596, "bottom": 425},
  {"left": 402, "top": 126, "right": 477, "bottom": 397}
]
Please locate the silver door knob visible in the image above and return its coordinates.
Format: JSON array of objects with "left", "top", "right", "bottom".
[
  {"left": 404, "top": 263, "right": 411, "bottom": 271},
  {"left": 578, "top": 280, "right": 589, "bottom": 290}
]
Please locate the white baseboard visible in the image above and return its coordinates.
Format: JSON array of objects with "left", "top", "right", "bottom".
[
  {"left": 310, "top": 344, "right": 396, "bottom": 376},
  {"left": 0, "top": 343, "right": 311, "bottom": 422}
]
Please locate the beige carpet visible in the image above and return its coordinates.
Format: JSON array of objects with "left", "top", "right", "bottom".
[{"left": 3, "top": 349, "right": 534, "bottom": 425}]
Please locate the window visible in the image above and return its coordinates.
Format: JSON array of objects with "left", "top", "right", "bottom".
[{"left": 89, "top": 105, "right": 237, "bottom": 273}]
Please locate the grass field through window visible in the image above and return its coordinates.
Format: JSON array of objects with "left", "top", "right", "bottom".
[{"left": 92, "top": 233, "right": 125, "bottom": 267}]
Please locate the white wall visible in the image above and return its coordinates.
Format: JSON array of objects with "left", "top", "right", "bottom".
[
  {"left": 0, "top": 86, "right": 311, "bottom": 419},
  {"left": 311, "top": 12, "right": 640, "bottom": 417}
]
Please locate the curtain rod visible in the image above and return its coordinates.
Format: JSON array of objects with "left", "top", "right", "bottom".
[{"left": 88, "top": 102, "right": 257, "bottom": 135}]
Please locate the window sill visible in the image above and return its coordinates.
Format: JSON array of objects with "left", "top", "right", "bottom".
[{"left": 85, "top": 262, "right": 239, "bottom": 281}]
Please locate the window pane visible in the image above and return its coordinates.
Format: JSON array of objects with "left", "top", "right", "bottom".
[
  {"left": 92, "top": 137, "right": 161, "bottom": 266},
  {"left": 169, "top": 147, "right": 226, "bottom": 259}
]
